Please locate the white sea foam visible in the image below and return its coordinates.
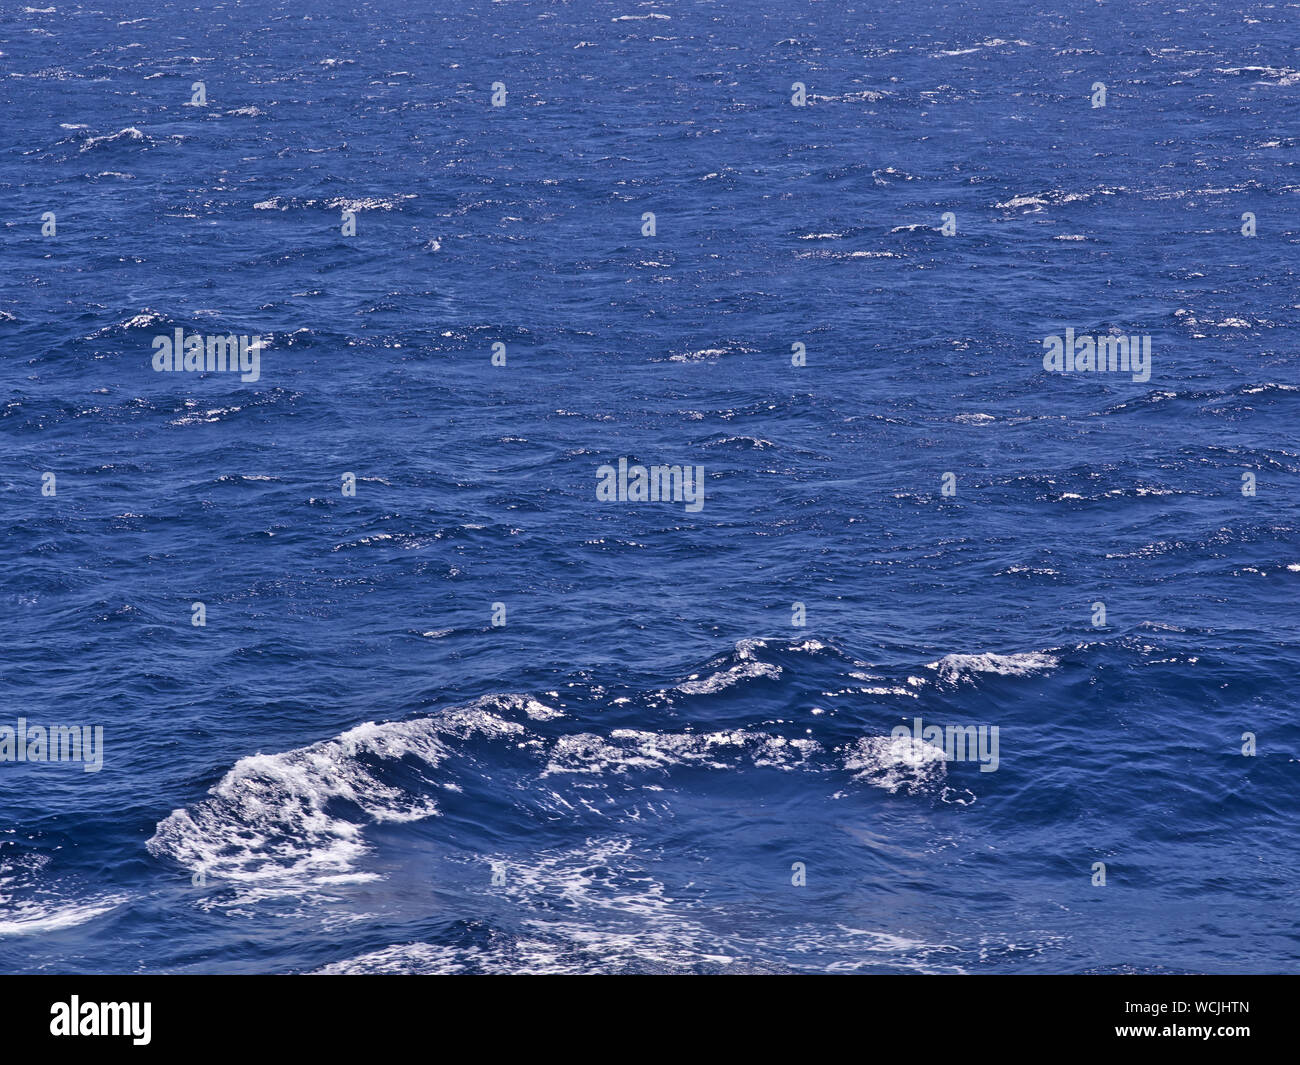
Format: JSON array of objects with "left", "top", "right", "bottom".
[
  {"left": 147, "top": 718, "right": 455, "bottom": 886},
  {"left": 927, "top": 651, "right": 1058, "bottom": 684},
  {"left": 543, "top": 728, "right": 818, "bottom": 776},
  {"left": 148, "top": 644, "right": 987, "bottom": 907},
  {"left": 677, "top": 658, "right": 781, "bottom": 694},
  {"left": 253, "top": 194, "right": 415, "bottom": 211},
  {"left": 843, "top": 734, "right": 947, "bottom": 794},
  {"left": 312, "top": 833, "right": 966, "bottom": 974},
  {"left": 0, "top": 896, "right": 126, "bottom": 936},
  {"left": 80, "top": 127, "right": 146, "bottom": 151},
  {"left": 668, "top": 347, "right": 728, "bottom": 362}
]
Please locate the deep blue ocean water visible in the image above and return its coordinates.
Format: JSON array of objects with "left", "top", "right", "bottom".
[{"left": 2, "top": 0, "right": 1298, "bottom": 974}]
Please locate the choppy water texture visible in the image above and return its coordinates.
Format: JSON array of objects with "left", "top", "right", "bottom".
[{"left": 2, "top": 0, "right": 1299, "bottom": 974}]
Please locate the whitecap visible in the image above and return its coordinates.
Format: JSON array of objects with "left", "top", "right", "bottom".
[{"left": 927, "top": 651, "right": 1058, "bottom": 684}]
